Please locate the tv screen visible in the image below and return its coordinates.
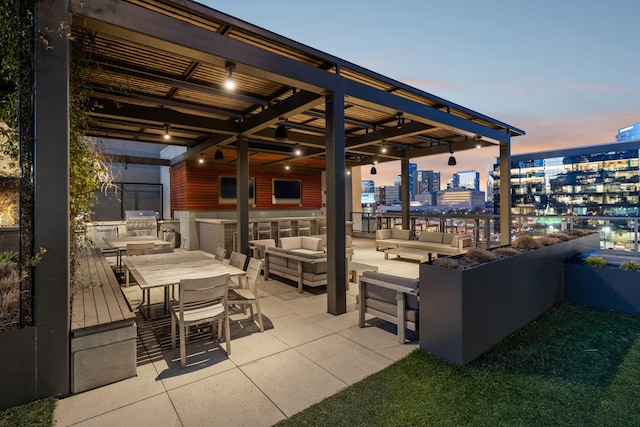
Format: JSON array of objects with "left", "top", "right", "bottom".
[
  {"left": 272, "top": 179, "right": 301, "bottom": 204},
  {"left": 219, "top": 176, "right": 255, "bottom": 204}
]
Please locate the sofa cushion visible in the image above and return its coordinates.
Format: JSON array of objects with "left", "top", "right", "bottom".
[
  {"left": 391, "top": 229, "right": 411, "bottom": 240},
  {"left": 376, "top": 229, "right": 392, "bottom": 240},
  {"left": 289, "top": 248, "right": 325, "bottom": 258},
  {"left": 442, "top": 233, "right": 454, "bottom": 244},
  {"left": 419, "top": 232, "right": 443, "bottom": 243},
  {"left": 302, "top": 261, "right": 327, "bottom": 275},
  {"left": 301, "top": 236, "right": 322, "bottom": 251},
  {"left": 280, "top": 236, "right": 302, "bottom": 250}
]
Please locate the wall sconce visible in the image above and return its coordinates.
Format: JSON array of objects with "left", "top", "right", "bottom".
[
  {"left": 224, "top": 61, "right": 236, "bottom": 90},
  {"left": 214, "top": 149, "right": 224, "bottom": 160},
  {"left": 163, "top": 124, "right": 170, "bottom": 140},
  {"left": 448, "top": 144, "right": 457, "bottom": 166},
  {"left": 275, "top": 119, "right": 288, "bottom": 141}
]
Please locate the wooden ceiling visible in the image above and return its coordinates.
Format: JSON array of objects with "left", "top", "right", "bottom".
[{"left": 69, "top": 0, "right": 524, "bottom": 171}]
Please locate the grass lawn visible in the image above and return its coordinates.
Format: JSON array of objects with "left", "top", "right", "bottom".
[
  {"left": 0, "top": 397, "right": 55, "bottom": 427},
  {"left": 277, "top": 303, "right": 640, "bottom": 426}
]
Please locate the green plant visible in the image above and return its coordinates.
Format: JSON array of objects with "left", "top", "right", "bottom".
[
  {"left": 585, "top": 255, "right": 607, "bottom": 268},
  {"left": 620, "top": 260, "right": 640, "bottom": 271},
  {"left": 512, "top": 235, "right": 542, "bottom": 250}
]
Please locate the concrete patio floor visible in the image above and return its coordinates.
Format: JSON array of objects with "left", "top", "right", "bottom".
[{"left": 54, "top": 237, "right": 421, "bottom": 426}]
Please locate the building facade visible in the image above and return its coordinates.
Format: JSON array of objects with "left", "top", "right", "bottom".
[{"left": 493, "top": 139, "right": 640, "bottom": 216}]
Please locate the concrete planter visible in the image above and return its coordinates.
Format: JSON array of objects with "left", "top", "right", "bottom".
[
  {"left": 419, "top": 233, "right": 599, "bottom": 366},
  {"left": 564, "top": 262, "right": 640, "bottom": 316}
]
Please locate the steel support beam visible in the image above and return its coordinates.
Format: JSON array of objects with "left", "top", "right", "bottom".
[
  {"left": 325, "top": 85, "right": 347, "bottom": 315},
  {"left": 34, "top": 0, "right": 71, "bottom": 397},
  {"left": 401, "top": 159, "right": 410, "bottom": 231},
  {"left": 499, "top": 141, "right": 512, "bottom": 245},
  {"left": 236, "top": 138, "right": 250, "bottom": 256}
]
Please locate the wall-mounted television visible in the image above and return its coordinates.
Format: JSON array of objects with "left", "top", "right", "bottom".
[
  {"left": 272, "top": 179, "right": 301, "bottom": 205},
  {"left": 219, "top": 176, "right": 255, "bottom": 204}
]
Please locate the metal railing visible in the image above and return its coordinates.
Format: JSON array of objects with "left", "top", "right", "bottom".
[{"left": 351, "top": 211, "right": 640, "bottom": 253}]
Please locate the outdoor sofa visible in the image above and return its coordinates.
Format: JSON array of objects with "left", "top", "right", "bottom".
[
  {"left": 375, "top": 229, "right": 472, "bottom": 255},
  {"left": 264, "top": 236, "right": 327, "bottom": 292}
]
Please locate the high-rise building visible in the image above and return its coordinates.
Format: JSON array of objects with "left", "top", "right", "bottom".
[
  {"left": 452, "top": 170, "right": 480, "bottom": 190},
  {"left": 493, "top": 137, "right": 640, "bottom": 216},
  {"left": 436, "top": 188, "right": 486, "bottom": 212},
  {"left": 408, "top": 162, "right": 417, "bottom": 200},
  {"left": 416, "top": 170, "right": 440, "bottom": 193},
  {"left": 361, "top": 179, "right": 375, "bottom": 193}
]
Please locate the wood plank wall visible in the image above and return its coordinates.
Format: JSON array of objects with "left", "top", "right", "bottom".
[{"left": 170, "top": 161, "right": 322, "bottom": 212}]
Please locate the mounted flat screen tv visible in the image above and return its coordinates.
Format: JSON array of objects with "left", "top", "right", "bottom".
[
  {"left": 272, "top": 179, "right": 301, "bottom": 205},
  {"left": 219, "top": 176, "right": 255, "bottom": 204}
]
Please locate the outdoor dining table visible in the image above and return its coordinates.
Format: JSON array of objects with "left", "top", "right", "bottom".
[
  {"left": 103, "top": 236, "right": 173, "bottom": 267},
  {"left": 122, "top": 250, "right": 246, "bottom": 317}
]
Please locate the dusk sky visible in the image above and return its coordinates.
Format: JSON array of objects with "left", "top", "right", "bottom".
[{"left": 202, "top": 0, "right": 640, "bottom": 192}]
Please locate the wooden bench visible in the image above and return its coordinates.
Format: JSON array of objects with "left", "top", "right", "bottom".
[{"left": 70, "top": 247, "right": 137, "bottom": 393}]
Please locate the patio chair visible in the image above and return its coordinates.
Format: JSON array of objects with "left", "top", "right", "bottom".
[
  {"left": 297, "top": 219, "right": 311, "bottom": 236},
  {"left": 228, "top": 258, "right": 264, "bottom": 332},
  {"left": 214, "top": 246, "right": 226, "bottom": 261},
  {"left": 126, "top": 242, "right": 155, "bottom": 256},
  {"left": 227, "top": 251, "right": 248, "bottom": 288},
  {"left": 171, "top": 273, "right": 231, "bottom": 367}
]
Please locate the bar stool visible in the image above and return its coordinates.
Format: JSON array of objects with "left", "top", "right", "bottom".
[
  {"left": 278, "top": 220, "right": 293, "bottom": 240},
  {"left": 297, "top": 219, "right": 311, "bottom": 236},
  {"left": 257, "top": 222, "right": 271, "bottom": 239},
  {"left": 317, "top": 218, "right": 327, "bottom": 235}
]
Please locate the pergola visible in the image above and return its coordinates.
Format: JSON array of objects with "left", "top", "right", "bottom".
[{"left": 22, "top": 0, "right": 524, "bottom": 400}]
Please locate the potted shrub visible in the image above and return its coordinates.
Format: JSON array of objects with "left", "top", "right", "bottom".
[
  {"left": 564, "top": 252, "right": 640, "bottom": 317},
  {"left": 419, "top": 231, "right": 599, "bottom": 365}
]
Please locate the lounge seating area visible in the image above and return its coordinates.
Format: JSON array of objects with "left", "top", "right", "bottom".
[
  {"left": 264, "top": 236, "right": 327, "bottom": 292},
  {"left": 375, "top": 229, "right": 472, "bottom": 255}
]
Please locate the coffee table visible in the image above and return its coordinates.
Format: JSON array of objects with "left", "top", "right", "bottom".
[
  {"left": 384, "top": 247, "right": 433, "bottom": 262},
  {"left": 348, "top": 261, "right": 378, "bottom": 286}
]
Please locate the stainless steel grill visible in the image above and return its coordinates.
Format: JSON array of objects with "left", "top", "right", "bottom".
[{"left": 125, "top": 210, "right": 157, "bottom": 236}]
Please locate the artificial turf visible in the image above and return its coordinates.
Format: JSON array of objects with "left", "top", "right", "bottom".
[{"left": 276, "top": 303, "right": 640, "bottom": 426}]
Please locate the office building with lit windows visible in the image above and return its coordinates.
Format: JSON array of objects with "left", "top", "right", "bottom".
[{"left": 493, "top": 138, "right": 640, "bottom": 216}]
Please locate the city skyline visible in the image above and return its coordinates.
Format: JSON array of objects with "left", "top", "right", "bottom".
[{"left": 204, "top": 1, "right": 640, "bottom": 191}]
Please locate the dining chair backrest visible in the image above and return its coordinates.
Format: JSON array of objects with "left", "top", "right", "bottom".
[
  {"left": 179, "top": 273, "right": 229, "bottom": 306},
  {"left": 229, "top": 251, "right": 247, "bottom": 270},
  {"left": 244, "top": 258, "right": 262, "bottom": 292},
  {"left": 214, "top": 246, "right": 227, "bottom": 261},
  {"left": 142, "top": 247, "right": 174, "bottom": 255},
  {"left": 126, "top": 242, "right": 155, "bottom": 256},
  {"left": 180, "top": 237, "right": 187, "bottom": 249}
]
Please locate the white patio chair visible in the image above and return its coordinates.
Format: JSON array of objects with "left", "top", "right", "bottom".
[
  {"left": 170, "top": 273, "right": 231, "bottom": 367},
  {"left": 228, "top": 258, "right": 264, "bottom": 332},
  {"left": 214, "top": 246, "right": 226, "bottom": 261}
]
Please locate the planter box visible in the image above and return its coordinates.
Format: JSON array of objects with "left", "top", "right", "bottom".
[
  {"left": 564, "top": 262, "right": 640, "bottom": 316},
  {"left": 419, "top": 233, "right": 599, "bottom": 366}
]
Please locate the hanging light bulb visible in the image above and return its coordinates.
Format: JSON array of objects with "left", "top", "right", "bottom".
[
  {"left": 396, "top": 113, "right": 404, "bottom": 129},
  {"left": 198, "top": 153, "right": 205, "bottom": 164},
  {"left": 370, "top": 165, "right": 377, "bottom": 175},
  {"left": 214, "top": 149, "right": 224, "bottom": 160},
  {"left": 381, "top": 140, "right": 388, "bottom": 154},
  {"left": 285, "top": 162, "right": 290, "bottom": 171},
  {"left": 346, "top": 168, "right": 351, "bottom": 175},
  {"left": 294, "top": 144, "right": 302, "bottom": 156},
  {"left": 164, "top": 124, "right": 170, "bottom": 140},
  {"left": 224, "top": 61, "right": 236, "bottom": 90}
]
